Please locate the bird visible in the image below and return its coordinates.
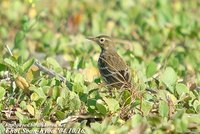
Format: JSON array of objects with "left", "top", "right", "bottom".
[{"left": 87, "top": 35, "right": 132, "bottom": 89}]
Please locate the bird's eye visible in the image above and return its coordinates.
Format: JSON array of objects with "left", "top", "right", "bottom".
[{"left": 99, "top": 38, "right": 105, "bottom": 43}]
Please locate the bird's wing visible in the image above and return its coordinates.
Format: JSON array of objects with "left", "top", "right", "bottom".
[{"left": 99, "top": 51, "right": 132, "bottom": 86}]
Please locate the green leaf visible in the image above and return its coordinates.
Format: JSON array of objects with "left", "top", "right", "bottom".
[
  {"left": 20, "top": 101, "right": 27, "bottom": 109},
  {"left": 73, "top": 73, "right": 84, "bottom": 83},
  {"left": 122, "top": 90, "right": 131, "bottom": 105},
  {"left": 187, "top": 114, "right": 200, "bottom": 124},
  {"left": 35, "top": 98, "right": 46, "bottom": 107},
  {"left": 150, "top": 34, "right": 162, "bottom": 47},
  {"left": 90, "top": 122, "right": 102, "bottom": 133},
  {"left": 69, "top": 92, "right": 81, "bottom": 110},
  {"left": 0, "top": 124, "right": 5, "bottom": 133},
  {"left": 52, "top": 86, "right": 59, "bottom": 100},
  {"left": 43, "top": 103, "right": 51, "bottom": 116},
  {"left": 159, "top": 100, "right": 169, "bottom": 117},
  {"left": 14, "top": 31, "right": 25, "bottom": 47},
  {"left": 4, "top": 58, "right": 18, "bottom": 69},
  {"left": 30, "top": 87, "right": 46, "bottom": 106},
  {"left": 175, "top": 83, "right": 189, "bottom": 96},
  {"left": 27, "top": 104, "right": 35, "bottom": 116},
  {"left": 133, "top": 42, "right": 143, "bottom": 57},
  {"left": 31, "top": 93, "right": 39, "bottom": 101},
  {"left": 72, "top": 83, "right": 85, "bottom": 93},
  {"left": 73, "top": 57, "right": 84, "bottom": 69},
  {"left": 35, "top": 88, "right": 46, "bottom": 98},
  {"left": 193, "top": 100, "right": 200, "bottom": 113},
  {"left": 56, "top": 97, "right": 64, "bottom": 108},
  {"left": 141, "top": 100, "right": 153, "bottom": 116},
  {"left": 46, "top": 57, "right": 61, "bottom": 71},
  {"left": 103, "top": 98, "right": 119, "bottom": 113},
  {"left": 131, "top": 114, "right": 143, "bottom": 127},
  {"left": 0, "top": 63, "right": 7, "bottom": 71},
  {"left": 22, "top": 58, "right": 35, "bottom": 73},
  {"left": 174, "top": 114, "right": 188, "bottom": 133},
  {"left": 0, "top": 104, "right": 3, "bottom": 111},
  {"left": 0, "top": 87, "right": 5, "bottom": 100},
  {"left": 87, "top": 99, "right": 96, "bottom": 107},
  {"left": 160, "top": 67, "right": 177, "bottom": 93},
  {"left": 38, "top": 78, "right": 49, "bottom": 87},
  {"left": 15, "top": 111, "right": 29, "bottom": 124},
  {"left": 146, "top": 61, "right": 157, "bottom": 78},
  {"left": 96, "top": 99, "right": 107, "bottom": 115},
  {"left": 55, "top": 110, "right": 66, "bottom": 120}
]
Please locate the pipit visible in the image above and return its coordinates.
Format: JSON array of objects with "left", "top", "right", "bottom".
[{"left": 87, "top": 35, "right": 132, "bottom": 89}]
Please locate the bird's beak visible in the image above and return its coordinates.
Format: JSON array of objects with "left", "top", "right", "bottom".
[{"left": 86, "top": 37, "right": 97, "bottom": 42}]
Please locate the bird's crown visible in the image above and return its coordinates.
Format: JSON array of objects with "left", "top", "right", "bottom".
[{"left": 87, "top": 35, "right": 114, "bottom": 50}]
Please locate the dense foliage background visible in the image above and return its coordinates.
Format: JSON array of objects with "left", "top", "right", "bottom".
[{"left": 0, "top": 0, "right": 200, "bottom": 133}]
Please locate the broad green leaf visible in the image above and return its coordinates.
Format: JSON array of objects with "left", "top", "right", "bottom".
[
  {"left": 20, "top": 101, "right": 26, "bottom": 109},
  {"left": 131, "top": 114, "right": 143, "bottom": 127},
  {"left": 141, "top": 100, "right": 153, "bottom": 116},
  {"left": 72, "top": 83, "right": 85, "bottom": 93},
  {"left": 43, "top": 103, "right": 51, "bottom": 116},
  {"left": 146, "top": 61, "right": 157, "bottom": 78},
  {"left": 55, "top": 110, "right": 65, "bottom": 120},
  {"left": 160, "top": 67, "right": 177, "bottom": 93},
  {"left": 174, "top": 114, "right": 188, "bottom": 133},
  {"left": 27, "top": 104, "right": 35, "bottom": 116},
  {"left": 96, "top": 99, "right": 107, "bottom": 115},
  {"left": 0, "top": 124, "right": 5, "bottom": 133},
  {"left": 103, "top": 98, "right": 119, "bottom": 113},
  {"left": 30, "top": 87, "right": 46, "bottom": 107},
  {"left": 0, "top": 104, "right": 3, "bottom": 111},
  {"left": 31, "top": 92, "right": 39, "bottom": 101},
  {"left": 0, "top": 87, "right": 5, "bottom": 100},
  {"left": 14, "top": 31, "right": 25, "bottom": 47},
  {"left": 90, "top": 122, "right": 102, "bottom": 133},
  {"left": 158, "top": 90, "right": 177, "bottom": 103},
  {"left": 38, "top": 78, "right": 49, "bottom": 87},
  {"left": 46, "top": 57, "right": 62, "bottom": 71},
  {"left": 150, "top": 34, "right": 162, "bottom": 47},
  {"left": 0, "top": 63, "right": 7, "bottom": 71},
  {"left": 57, "top": 97, "right": 64, "bottom": 108},
  {"left": 69, "top": 92, "right": 81, "bottom": 110},
  {"left": 175, "top": 83, "right": 189, "bottom": 96},
  {"left": 15, "top": 111, "right": 29, "bottom": 124},
  {"left": 31, "top": 87, "right": 46, "bottom": 98},
  {"left": 4, "top": 58, "right": 18, "bottom": 69},
  {"left": 73, "top": 57, "right": 84, "bottom": 69},
  {"left": 35, "top": 98, "right": 46, "bottom": 107},
  {"left": 22, "top": 58, "right": 35, "bottom": 73},
  {"left": 188, "top": 114, "right": 200, "bottom": 124},
  {"left": 74, "top": 73, "right": 84, "bottom": 83},
  {"left": 133, "top": 42, "right": 143, "bottom": 57},
  {"left": 193, "top": 100, "right": 200, "bottom": 113},
  {"left": 122, "top": 90, "right": 131, "bottom": 105},
  {"left": 87, "top": 99, "right": 96, "bottom": 107},
  {"left": 52, "top": 86, "right": 59, "bottom": 100},
  {"left": 159, "top": 100, "right": 169, "bottom": 117}
]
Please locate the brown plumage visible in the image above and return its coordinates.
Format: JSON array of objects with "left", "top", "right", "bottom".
[{"left": 87, "top": 35, "right": 132, "bottom": 88}]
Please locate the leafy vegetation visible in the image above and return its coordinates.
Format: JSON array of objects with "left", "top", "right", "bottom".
[{"left": 0, "top": 0, "right": 200, "bottom": 133}]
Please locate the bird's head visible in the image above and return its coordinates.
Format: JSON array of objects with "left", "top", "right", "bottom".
[{"left": 87, "top": 35, "right": 114, "bottom": 50}]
